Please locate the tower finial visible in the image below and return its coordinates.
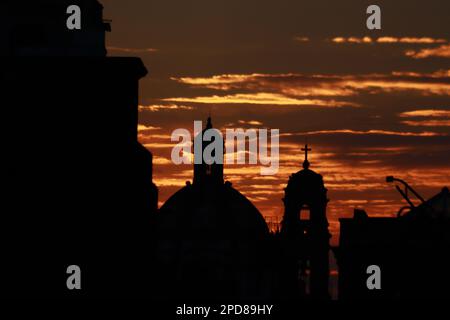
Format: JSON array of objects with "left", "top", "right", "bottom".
[
  {"left": 206, "top": 115, "right": 213, "bottom": 129},
  {"left": 301, "top": 139, "right": 311, "bottom": 169},
  {"left": 206, "top": 107, "right": 213, "bottom": 129}
]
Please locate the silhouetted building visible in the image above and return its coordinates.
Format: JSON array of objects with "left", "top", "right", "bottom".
[
  {"left": 0, "top": 0, "right": 110, "bottom": 56},
  {"left": 1, "top": 0, "right": 157, "bottom": 298},
  {"left": 336, "top": 185, "right": 450, "bottom": 299},
  {"left": 156, "top": 117, "right": 272, "bottom": 299},
  {"left": 280, "top": 144, "right": 331, "bottom": 299}
]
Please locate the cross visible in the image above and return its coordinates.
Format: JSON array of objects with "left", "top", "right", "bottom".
[{"left": 301, "top": 143, "right": 311, "bottom": 161}]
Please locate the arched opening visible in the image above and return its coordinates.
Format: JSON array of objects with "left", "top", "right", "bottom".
[{"left": 299, "top": 205, "right": 311, "bottom": 221}]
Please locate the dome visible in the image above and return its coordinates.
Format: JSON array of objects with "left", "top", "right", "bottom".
[
  {"left": 154, "top": 117, "right": 272, "bottom": 299},
  {"left": 155, "top": 181, "right": 271, "bottom": 299},
  {"left": 159, "top": 182, "right": 268, "bottom": 237}
]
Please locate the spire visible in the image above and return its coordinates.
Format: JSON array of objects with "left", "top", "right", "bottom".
[
  {"left": 206, "top": 116, "right": 213, "bottom": 130},
  {"left": 301, "top": 143, "right": 311, "bottom": 169}
]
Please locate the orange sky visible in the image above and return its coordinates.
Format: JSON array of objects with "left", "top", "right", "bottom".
[{"left": 103, "top": 0, "right": 450, "bottom": 245}]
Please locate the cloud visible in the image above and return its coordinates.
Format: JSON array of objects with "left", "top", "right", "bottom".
[
  {"left": 143, "top": 142, "right": 184, "bottom": 149},
  {"left": 153, "top": 178, "right": 186, "bottom": 187},
  {"left": 171, "top": 72, "right": 450, "bottom": 97},
  {"left": 330, "top": 36, "right": 447, "bottom": 44},
  {"left": 401, "top": 120, "right": 450, "bottom": 127},
  {"left": 399, "top": 109, "right": 450, "bottom": 126},
  {"left": 293, "top": 36, "right": 310, "bottom": 42},
  {"left": 337, "top": 79, "right": 450, "bottom": 96},
  {"left": 107, "top": 46, "right": 158, "bottom": 53},
  {"left": 405, "top": 44, "right": 450, "bottom": 59},
  {"left": 170, "top": 73, "right": 269, "bottom": 88},
  {"left": 163, "top": 93, "right": 358, "bottom": 107},
  {"left": 399, "top": 109, "right": 450, "bottom": 118},
  {"left": 152, "top": 156, "right": 173, "bottom": 165},
  {"left": 137, "top": 124, "right": 161, "bottom": 132},
  {"left": 391, "top": 70, "right": 450, "bottom": 78},
  {"left": 378, "top": 37, "right": 447, "bottom": 44},
  {"left": 292, "top": 129, "right": 446, "bottom": 137},
  {"left": 139, "top": 104, "right": 194, "bottom": 112},
  {"left": 332, "top": 37, "right": 372, "bottom": 44},
  {"left": 238, "top": 120, "right": 264, "bottom": 126}
]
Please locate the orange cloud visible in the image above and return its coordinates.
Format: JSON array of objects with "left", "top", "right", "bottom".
[
  {"left": 331, "top": 37, "right": 372, "bottom": 43},
  {"left": 349, "top": 36, "right": 372, "bottom": 43},
  {"left": 293, "top": 36, "right": 310, "bottom": 42},
  {"left": 391, "top": 69, "right": 450, "bottom": 78},
  {"left": 171, "top": 72, "right": 450, "bottom": 97},
  {"left": 331, "top": 37, "right": 346, "bottom": 43},
  {"left": 139, "top": 104, "right": 194, "bottom": 112},
  {"left": 338, "top": 79, "right": 450, "bottom": 96},
  {"left": 401, "top": 120, "right": 450, "bottom": 127},
  {"left": 163, "top": 93, "right": 358, "bottom": 107},
  {"left": 137, "top": 124, "right": 161, "bottom": 132},
  {"left": 377, "top": 37, "right": 447, "bottom": 44},
  {"left": 143, "top": 143, "right": 178, "bottom": 149},
  {"left": 405, "top": 44, "right": 450, "bottom": 59},
  {"left": 399, "top": 109, "right": 450, "bottom": 126},
  {"left": 238, "top": 120, "right": 264, "bottom": 126},
  {"left": 280, "top": 87, "right": 355, "bottom": 97},
  {"left": 152, "top": 156, "right": 173, "bottom": 165},
  {"left": 171, "top": 73, "right": 264, "bottom": 85},
  {"left": 153, "top": 178, "right": 186, "bottom": 187},
  {"left": 399, "top": 109, "right": 450, "bottom": 118},
  {"left": 297, "top": 129, "right": 446, "bottom": 137},
  {"left": 331, "top": 36, "right": 447, "bottom": 44}
]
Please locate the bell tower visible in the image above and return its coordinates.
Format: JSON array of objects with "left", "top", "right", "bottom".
[{"left": 281, "top": 143, "right": 330, "bottom": 299}]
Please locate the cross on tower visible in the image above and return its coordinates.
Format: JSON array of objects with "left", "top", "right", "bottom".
[
  {"left": 301, "top": 143, "right": 311, "bottom": 169},
  {"left": 302, "top": 143, "right": 311, "bottom": 161}
]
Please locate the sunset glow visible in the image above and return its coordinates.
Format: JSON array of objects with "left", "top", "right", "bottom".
[{"left": 103, "top": 1, "right": 450, "bottom": 246}]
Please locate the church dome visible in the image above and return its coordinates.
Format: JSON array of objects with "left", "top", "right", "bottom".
[
  {"left": 154, "top": 117, "right": 271, "bottom": 299},
  {"left": 156, "top": 182, "right": 271, "bottom": 299},
  {"left": 159, "top": 182, "right": 268, "bottom": 239}
]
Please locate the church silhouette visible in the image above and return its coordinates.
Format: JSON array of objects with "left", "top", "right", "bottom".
[
  {"left": 1, "top": 0, "right": 449, "bottom": 300},
  {"left": 155, "top": 116, "right": 332, "bottom": 300}
]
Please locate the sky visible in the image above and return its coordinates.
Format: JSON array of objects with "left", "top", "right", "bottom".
[{"left": 103, "top": 0, "right": 450, "bottom": 245}]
